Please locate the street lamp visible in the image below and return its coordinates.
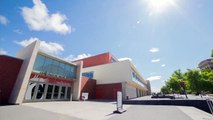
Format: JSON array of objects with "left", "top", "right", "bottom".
[{"left": 179, "top": 80, "right": 188, "bottom": 99}]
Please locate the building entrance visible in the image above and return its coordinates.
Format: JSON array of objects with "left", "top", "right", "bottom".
[{"left": 24, "top": 81, "right": 72, "bottom": 102}]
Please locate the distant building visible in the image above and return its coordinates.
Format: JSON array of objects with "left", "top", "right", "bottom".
[{"left": 198, "top": 59, "right": 213, "bottom": 70}]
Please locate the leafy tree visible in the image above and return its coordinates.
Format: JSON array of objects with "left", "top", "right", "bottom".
[
  {"left": 211, "top": 49, "right": 213, "bottom": 57},
  {"left": 161, "top": 68, "right": 213, "bottom": 94},
  {"left": 184, "top": 69, "right": 201, "bottom": 93},
  {"left": 165, "top": 69, "right": 183, "bottom": 92},
  {"left": 200, "top": 68, "right": 213, "bottom": 93},
  {"left": 161, "top": 85, "right": 170, "bottom": 94}
]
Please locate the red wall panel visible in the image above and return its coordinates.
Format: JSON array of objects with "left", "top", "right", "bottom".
[
  {"left": 81, "top": 76, "right": 96, "bottom": 99},
  {"left": 76, "top": 53, "right": 112, "bottom": 68},
  {"left": 0, "top": 55, "right": 23, "bottom": 104},
  {"left": 95, "top": 83, "right": 122, "bottom": 99}
]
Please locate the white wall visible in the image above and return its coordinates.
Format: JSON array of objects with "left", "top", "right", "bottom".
[
  {"left": 72, "top": 61, "right": 83, "bottom": 101},
  {"left": 9, "top": 40, "right": 40, "bottom": 104},
  {"left": 125, "top": 84, "right": 137, "bottom": 99},
  {"left": 82, "top": 61, "right": 132, "bottom": 84}
]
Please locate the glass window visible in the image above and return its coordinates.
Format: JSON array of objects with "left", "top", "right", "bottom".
[
  {"left": 53, "top": 85, "right": 59, "bottom": 99},
  {"left": 46, "top": 85, "right": 53, "bottom": 99},
  {"left": 60, "top": 86, "right": 66, "bottom": 99},
  {"left": 58, "top": 63, "right": 65, "bottom": 78},
  {"left": 51, "top": 60, "right": 59, "bottom": 76},
  {"left": 67, "top": 87, "right": 71, "bottom": 100},
  {"left": 65, "top": 64, "right": 71, "bottom": 79},
  {"left": 33, "top": 54, "right": 77, "bottom": 80},
  {"left": 43, "top": 57, "right": 53, "bottom": 74},
  {"left": 69, "top": 66, "right": 75, "bottom": 73},
  {"left": 69, "top": 66, "right": 76, "bottom": 79},
  {"left": 82, "top": 71, "right": 94, "bottom": 79},
  {"left": 33, "top": 54, "right": 45, "bottom": 73},
  {"left": 36, "top": 83, "right": 46, "bottom": 100}
]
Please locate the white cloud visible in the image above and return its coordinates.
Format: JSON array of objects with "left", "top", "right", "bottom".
[
  {"left": 0, "top": 48, "right": 7, "bottom": 55},
  {"left": 147, "top": 75, "right": 162, "bottom": 81},
  {"left": 136, "top": 20, "right": 141, "bottom": 24},
  {"left": 118, "top": 57, "right": 132, "bottom": 61},
  {"left": 64, "top": 54, "right": 92, "bottom": 62},
  {"left": 161, "top": 64, "right": 166, "bottom": 67},
  {"left": 151, "top": 59, "right": 160, "bottom": 63},
  {"left": 13, "top": 29, "right": 23, "bottom": 34},
  {"left": 0, "top": 15, "right": 9, "bottom": 25},
  {"left": 15, "top": 37, "right": 64, "bottom": 55},
  {"left": 149, "top": 48, "right": 159, "bottom": 53},
  {"left": 21, "top": 0, "right": 71, "bottom": 34}
]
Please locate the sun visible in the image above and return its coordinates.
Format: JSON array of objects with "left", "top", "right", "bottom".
[{"left": 148, "top": 0, "right": 175, "bottom": 13}]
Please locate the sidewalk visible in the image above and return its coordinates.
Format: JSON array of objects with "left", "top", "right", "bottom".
[{"left": 0, "top": 101, "right": 212, "bottom": 120}]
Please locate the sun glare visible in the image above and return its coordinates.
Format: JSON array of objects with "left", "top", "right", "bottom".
[{"left": 148, "top": 0, "right": 175, "bottom": 13}]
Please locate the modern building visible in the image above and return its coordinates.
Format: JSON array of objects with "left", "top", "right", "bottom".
[
  {"left": 0, "top": 40, "right": 151, "bottom": 104},
  {"left": 198, "top": 59, "right": 213, "bottom": 70},
  {"left": 0, "top": 41, "right": 82, "bottom": 104},
  {"left": 78, "top": 53, "right": 151, "bottom": 100}
]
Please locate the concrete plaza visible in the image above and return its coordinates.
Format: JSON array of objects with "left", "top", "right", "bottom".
[{"left": 0, "top": 101, "right": 212, "bottom": 120}]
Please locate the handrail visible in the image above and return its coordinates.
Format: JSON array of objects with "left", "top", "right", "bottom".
[{"left": 206, "top": 98, "right": 213, "bottom": 115}]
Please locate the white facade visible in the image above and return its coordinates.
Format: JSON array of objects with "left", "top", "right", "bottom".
[
  {"left": 9, "top": 41, "right": 40, "bottom": 104},
  {"left": 82, "top": 60, "right": 150, "bottom": 99},
  {"left": 82, "top": 60, "right": 132, "bottom": 84},
  {"left": 9, "top": 40, "right": 82, "bottom": 104}
]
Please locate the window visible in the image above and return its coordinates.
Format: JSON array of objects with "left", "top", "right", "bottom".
[
  {"left": 46, "top": 85, "right": 53, "bottom": 99},
  {"left": 36, "top": 83, "right": 46, "bottom": 100},
  {"left": 43, "top": 57, "right": 53, "bottom": 74},
  {"left": 60, "top": 86, "right": 66, "bottom": 99},
  {"left": 53, "top": 86, "right": 59, "bottom": 99},
  {"left": 82, "top": 71, "right": 94, "bottom": 79},
  {"left": 33, "top": 54, "right": 45, "bottom": 73},
  {"left": 33, "top": 54, "right": 77, "bottom": 80},
  {"left": 67, "top": 87, "right": 71, "bottom": 100},
  {"left": 58, "top": 62, "right": 65, "bottom": 77},
  {"left": 132, "top": 70, "right": 145, "bottom": 87},
  {"left": 51, "top": 60, "right": 59, "bottom": 76}
]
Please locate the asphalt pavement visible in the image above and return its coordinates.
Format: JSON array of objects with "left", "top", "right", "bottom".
[{"left": 0, "top": 101, "right": 212, "bottom": 120}]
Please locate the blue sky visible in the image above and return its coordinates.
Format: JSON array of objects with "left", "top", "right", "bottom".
[{"left": 0, "top": 0, "right": 212, "bottom": 92}]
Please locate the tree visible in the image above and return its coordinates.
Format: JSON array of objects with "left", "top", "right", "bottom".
[
  {"left": 165, "top": 69, "right": 183, "bottom": 92},
  {"left": 211, "top": 49, "right": 213, "bottom": 57},
  {"left": 161, "top": 68, "right": 213, "bottom": 94},
  {"left": 161, "top": 85, "right": 170, "bottom": 94},
  {"left": 184, "top": 69, "right": 201, "bottom": 93},
  {"left": 200, "top": 68, "right": 213, "bottom": 93}
]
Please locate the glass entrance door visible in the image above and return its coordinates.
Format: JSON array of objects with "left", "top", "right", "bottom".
[
  {"left": 25, "top": 81, "right": 72, "bottom": 102},
  {"left": 35, "top": 83, "right": 46, "bottom": 101}
]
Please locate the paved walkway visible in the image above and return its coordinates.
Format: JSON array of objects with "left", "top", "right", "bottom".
[
  {"left": 133, "top": 94, "right": 213, "bottom": 100},
  {"left": 0, "top": 101, "right": 212, "bottom": 120},
  {"left": 0, "top": 105, "right": 81, "bottom": 120}
]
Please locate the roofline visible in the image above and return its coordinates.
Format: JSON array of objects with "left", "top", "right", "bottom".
[
  {"left": 0, "top": 54, "right": 23, "bottom": 61},
  {"left": 72, "top": 52, "right": 118, "bottom": 62}
]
